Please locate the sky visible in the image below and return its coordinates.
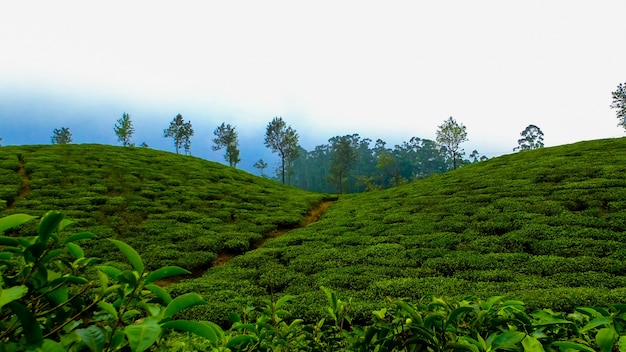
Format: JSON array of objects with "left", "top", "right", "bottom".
[{"left": 1, "top": 1, "right": 626, "bottom": 172}]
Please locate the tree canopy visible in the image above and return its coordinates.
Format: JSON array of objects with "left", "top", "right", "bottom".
[
  {"left": 436, "top": 116, "right": 468, "bottom": 170},
  {"left": 264, "top": 117, "right": 299, "bottom": 184},
  {"left": 611, "top": 82, "right": 626, "bottom": 130},
  {"left": 164, "top": 114, "right": 194, "bottom": 155},
  {"left": 328, "top": 135, "right": 358, "bottom": 194},
  {"left": 51, "top": 127, "right": 73, "bottom": 144},
  {"left": 114, "top": 112, "right": 134, "bottom": 147},
  {"left": 212, "top": 122, "right": 241, "bottom": 168},
  {"left": 514, "top": 124, "right": 544, "bottom": 151}
]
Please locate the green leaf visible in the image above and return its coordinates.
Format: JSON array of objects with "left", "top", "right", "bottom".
[
  {"left": 117, "top": 270, "right": 138, "bottom": 286},
  {"left": 144, "top": 283, "right": 172, "bottom": 305},
  {"left": 7, "top": 301, "right": 43, "bottom": 347},
  {"left": 161, "top": 320, "right": 223, "bottom": 345},
  {"left": 66, "top": 242, "right": 84, "bottom": 259},
  {"left": 37, "top": 211, "right": 65, "bottom": 244},
  {"left": 492, "top": 331, "right": 525, "bottom": 350},
  {"left": 226, "top": 335, "right": 257, "bottom": 349},
  {"left": 275, "top": 294, "right": 295, "bottom": 309},
  {"left": 0, "top": 236, "right": 19, "bottom": 246},
  {"left": 144, "top": 266, "right": 190, "bottom": 284},
  {"left": 24, "top": 242, "right": 46, "bottom": 263},
  {"left": 618, "top": 336, "right": 626, "bottom": 352},
  {"left": 447, "top": 306, "right": 473, "bottom": 326},
  {"left": 41, "top": 339, "right": 66, "bottom": 352},
  {"left": 97, "top": 301, "right": 119, "bottom": 321},
  {"left": 0, "top": 214, "right": 36, "bottom": 233},
  {"left": 162, "top": 293, "right": 207, "bottom": 321},
  {"left": 395, "top": 300, "right": 423, "bottom": 325},
  {"left": 125, "top": 318, "right": 161, "bottom": 352},
  {"left": 64, "top": 231, "right": 97, "bottom": 243},
  {"left": 522, "top": 335, "right": 545, "bottom": 352},
  {"left": 96, "top": 265, "right": 122, "bottom": 279},
  {"left": 109, "top": 239, "right": 144, "bottom": 273},
  {"left": 0, "top": 285, "right": 27, "bottom": 309},
  {"left": 41, "top": 248, "right": 64, "bottom": 264},
  {"left": 552, "top": 341, "right": 595, "bottom": 352},
  {"left": 596, "top": 327, "right": 618, "bottom": 352},
  {"left": 45, "top": 285, "right": 68, "bottom": 306},
  {"left": 532, "top": 310, "right": 573, "bottom": 326},
  {"left": 76, "top": 325, "right": 106, "bottom": 352},
  {"left": 123, "top": 309, "right": 142, "bottom": 324},
  {"left": 581, "top": 317, "right": 613, "bottom": 332},
  {"left": 577, "top": 307, "right": 605, "bottom": 319},
  {"left": 446, "top": 342, "right": 480, "bottom": 352}
]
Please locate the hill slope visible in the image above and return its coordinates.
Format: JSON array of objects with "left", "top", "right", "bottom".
[
  {"left": 0, "top": 144, "right": 330, "bottom": 270},
  {"left": 178, "top": 138, "right": 626, "bottom": 324}
]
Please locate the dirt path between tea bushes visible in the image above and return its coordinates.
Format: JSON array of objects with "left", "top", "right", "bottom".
[
  {"left": 212, "top": 200, "right": 334, "bottom": 266},
  {"left": 6, "top": 155, "right": 30, "bottom": 209},
  {"left": 156, "top": 200, "right": 334, "bottom": 285}
]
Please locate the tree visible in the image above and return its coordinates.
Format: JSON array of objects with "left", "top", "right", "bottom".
[
  {"left": 328, "top": 135, "right": 358, "bottom": 194},
  {"left": 164, "top": 114, "right": 194, "bottom": 154},
  {"left": 264, "top": 116, "right": 299, "bottom": 184},
  {"left": 212, "top": 122, "right": 241, "bottom": 168},
  {"left": 514, "top": 124, "right": 544, "bottom": 151},
  {"left": 51, "top": 127, "right": 73, "bottom": 144},
  {"left": 253, "top": 159, "right": 268, "bottom": 176},
  {"left": 611, "top": 82, "right": 626, "bottom": 130},
  {"left": 114, "top": 112, "right": 134, "bottom": 146},
  {"left": 436, "top": 116, "right": 468, "bottom": 170}
]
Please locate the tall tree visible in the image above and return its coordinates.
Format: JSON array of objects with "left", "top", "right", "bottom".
[
  {"left": 264, "top": 116, "right": 299, "bottom": 184},
  {"left": 611, "top": 82, "right": 626, "bottom": 130},
  {"left": 253, "top": 159, "right": 268, "bottom": 176},
  {"left": 328, "top": 135, "right": 358, "bottom": 194},
  {"left": 164, "top": 114, "right": 194, "bottom": 154},
  {"left": 436, "top": 116, "right": 468, "bottom": 170},
  {"left": 514, "top": 124, "right": 544, "bottom": 151},
  {"left": 51, "top": 127, "right": 72, "bottom": 144},
  {"left": 212, "top": 122, "right": 241, "bottom": 167},
  {"left": 114, "top": 112, "right": 134, "bottom": 147}
]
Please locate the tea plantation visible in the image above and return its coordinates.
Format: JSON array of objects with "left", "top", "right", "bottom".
[
  {"left": 168, "top": 138, "right": 626, "bottom": 326},
  {"left": 0, "top": 144, "right": 331, "bottom": 272},
  {"left": 3, "top": 140, "right": 626, "bottom": 350}
]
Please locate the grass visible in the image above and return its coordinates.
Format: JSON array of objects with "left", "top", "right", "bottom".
[{"left": 3, "top": 139, "right": 626, "bottom": 327}]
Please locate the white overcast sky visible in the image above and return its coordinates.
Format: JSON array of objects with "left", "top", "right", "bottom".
[{"left": 2, "top": 0, "right": 626, "bottom": 161}]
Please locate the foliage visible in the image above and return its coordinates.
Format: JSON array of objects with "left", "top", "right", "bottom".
[
  {"left": 51, "top": 127, "right": 73, "bottom": 144},
  {"left": 436, "top": 116, "right": 468, "bottom": 169},
  {"left": 113, "top": 112, "right": 134, "bottom": 147},
  {"left": 514, "top": 124, "right": 544, "bottom": 151},
  {"left": 264, "top": 116, "right": 299, "bottom": 185},
  {"left": 0, "top": 144, "right": 328, "bottom": 272},
  {"left": 253, "top": 159, "right": 268, "bottom": 176},
  {"left": 163, "top": 114, "right": 194, "bottom": 155},
  {"left": 190, "top": 137, "right": 626, "bottom": 325},
  {"left": 212, "top": 122, "right": 241, "bottom": 168},
  {"left": 0, "top": 211, "right": 222, "bottom": 351},
  {"left": 611, "top": 82, "right": 626, "bottom": 129},
  {"left": 328, "top": 135, "right": 358, "bottom": 194}
]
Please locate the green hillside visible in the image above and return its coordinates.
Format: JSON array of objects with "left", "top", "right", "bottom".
[
  {"left": 0, "top": 144, "right": 330, "bottom": 272},
  {"left": 175, "top": 138, "right": 626, "bottom": 325},
  {"left": 3, "top": 139, "right": 626, "bottom": 328}
]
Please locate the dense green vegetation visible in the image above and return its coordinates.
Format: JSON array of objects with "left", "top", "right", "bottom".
[
  {"left": 3, "top": 139, "right": 626, "bottom": 350},
  {"left": 0, "top": 144, "right": 329, "bottom": 273},
  {"left": 4, "top": 212, "right": 625, "bottom": 351},
  {"left": 175, "top": 138, "right": 626, "bottom": 326}
]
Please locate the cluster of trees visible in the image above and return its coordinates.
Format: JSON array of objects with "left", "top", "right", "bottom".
[{"left": 32, "top": 80, "right": 626, "bottom": 192}]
